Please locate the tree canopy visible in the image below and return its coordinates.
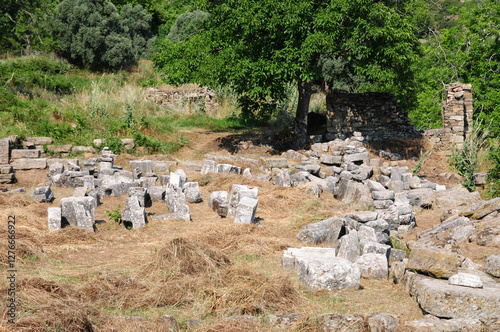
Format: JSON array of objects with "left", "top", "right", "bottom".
[{"left": 153, "top": 0, "right": 420, "bottom": 147}]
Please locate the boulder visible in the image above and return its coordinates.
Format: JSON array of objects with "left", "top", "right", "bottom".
[
  {"left": 407, "top": 247, "right": 464, "bottom": 278},
  {"left": 282, "top": 247, "right": 336, "bottom": 270},
  {"left": 273, "top": 170, "right": 293, "bottom": 187},
  {"left": 130, "top": 160, "right": 153, "bottom": 174},
  {"left": 417, "top": 216, "right": 470, "bottom": 238},
  {"left": 345, "top": 211, "right": 378, "bottom": 223},
  {"left": 408, "top": 188, "right": 435, "bottom": 208},
  {"left": 201, "top": 159, "right": 218, "bottom": 175},
  {"left": 60, "top": 197, "right": 95, "bottom": 230},
  {"left": 296, "top": 217, "right": 343, "bottom": 245},
  {"left": 461, "top": 197, "right": 500, "bottom": 219}
]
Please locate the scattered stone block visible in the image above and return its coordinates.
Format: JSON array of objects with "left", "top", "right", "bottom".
[
  {"left": 448, "top": 272, "right": 483, "bottom": 288},
  {"left": 201, "top": 159, "right": 218, "bottom": 175},
  {"left": 272, "top": 170, "right": 292, "bottom": 187},
  {"left": 0, "top": 139, "right": 10, "bottom": 164},
  {"left": 337, "top": 229, "right": 360, "bottom": 262},
  {"left": 60, "top": 197, "right": 95, "bottom": 230},
  {"left": 405, "top": 317, "right": 482, "bottom": 332},
  {"left": 147, "top": 186, "right": 166, "bottom": 202},
  {"left": 262, "top": 157, "right": 288, "bottom": 168},
  {"left": 47, "top": 144, "right": 72, "bottom": 153},
  {"left": 267, "top": 313, "right": 303, "bottom": 328},
  {"left": 483, "top": 255, "right": 500, "bottom": 278},
  {"left": 355, "top": 253, "right": 388, "bottom": 279},
  {"left": 183, "top": 182, "right": 202, "bottom": 203},
  {"left": 408, "top": 188, "right": 435, "bottom": 208},
  {"left": 122, "top": 196, "right": 147, "bottom": 229},
  {"left": 121, "top": 138, "right": 135, "bottom": 150},
  {"left": 128, "top": 187, "right": 151, "bottom": 207},
  {"left": 297, "top": 216, "right": 343, "bottom": 245},
  {"left": 319, "top": 314, "right": 365, "bottom": 331},
  {"left": 47, "top": 207, "right": 61, "bottom": 232},
  {"left": 130, "top": 160, "right": 153, "bottom": 174},
  {"left": 217, "top": 164, "right": 241, "bottom": 174},
  {"left": 367, "top": 313, "right": 399, "bottom": 332},
  {"left": 228, "top": 184, "right": 258, "bottom": 216},
  {"left": 234, "top": 197, "right": 258, "bottom": 224},
  {"left": 10, "top": 149, "right": 41, "bottom": 159},
  {"left": 11, "top": 158, "right": 47, "bottom": 170},
  {"left": 345, "top": 211, "right": 378, "bottom": 223},
  {"left": 32, "top": 186, "right": 54, "bottom": 203},
  {"left": 72, "top": 146, "right": 95, "bottom": 154},
  {"left": 407, "top": 247, "right": 464, "bottom": 279},
  {"left": 405, "top": 271, "right": 500, "bottom": 320},
  {"left": 320, "top": 154, "right": 342, "bottom": 165}
]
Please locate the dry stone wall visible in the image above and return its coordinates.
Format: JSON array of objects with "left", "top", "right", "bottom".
[
  {"left": 423, "top": 83, "right": 473, "bottom": 150},
  {"left": 326, "top": 91, "right": 420, "bottom": 141}
]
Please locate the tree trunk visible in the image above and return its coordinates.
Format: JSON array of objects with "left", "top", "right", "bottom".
[{"left": 292, "top": 79, "right": 313, "bottom": 149}]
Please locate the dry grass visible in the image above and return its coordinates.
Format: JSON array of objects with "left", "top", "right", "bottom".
[{"left": 0, "top": 135, "right": 439, "bottom": 331}]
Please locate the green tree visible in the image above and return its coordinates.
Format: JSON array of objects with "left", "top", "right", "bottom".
[
  {"left": 53, "top": 0, "right": 153, "bottom": 70},
  {"left": 154, "top": 0, "right": 420, "bottom": 147},
  {"left": 167, "top": 10, "right": 209, "bottom": 43}
]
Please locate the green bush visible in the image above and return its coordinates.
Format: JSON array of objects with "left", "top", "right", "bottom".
[{"left": 53, "top": 0, "right": 153, "bottom": 71}]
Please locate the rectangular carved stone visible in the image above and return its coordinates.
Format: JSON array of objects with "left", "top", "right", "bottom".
[
  {"left": 11, "top": 149, "right": 41, "bottom": 159},
  {"left": 0, "top": 139, "right": 9, "bottom": 164},
  {"left": 11, "top": 158, "right": 47, "bottom": 170}
]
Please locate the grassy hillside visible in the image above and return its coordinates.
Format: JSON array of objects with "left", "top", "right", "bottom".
[{"left": 0, "top": 55, "right": 244, "bottom": 154}]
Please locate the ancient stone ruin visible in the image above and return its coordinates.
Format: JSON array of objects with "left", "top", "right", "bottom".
[{"left": 325, "top": 91, "right": 421, "bottom": 141}]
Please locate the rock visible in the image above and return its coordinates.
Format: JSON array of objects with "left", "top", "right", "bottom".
[
  {"left": 121, "top": 138, "right": 135, "bottom": 150},
  {"left": 390, "top": 260, "right": 407, "bottom": 284},
  {"left": 208, "top": 191, "right": 228, "bottom": 209},
  {"left": 122, "top": 196, "right": 147, "bottom": 229},
  {"left": 243, "top": 168, "right": 252, "bottom": 178},
  {"left": 448, "top": 272, "right": 483, "bottom": 288},
  {"left": 25, "top": 136, "right": 52, "bottom": 146},
  {"left": 11, "top": 158, "right": 47, "bottom": 170},
  {"left": 417, "top": 216, "right": 470, "bottom": 238},
  {"left": 267, "top": 313, "right": 303, "bottom": 328},
  {"left": 296, "top": 217, "right": 343, "bottom": 245},
  {"left": 450, "top": 224, "right": 475, "bottom": 243},
  {"left": 273, "top": 170, "right": 293, "bottom": 187},
  {"left": 474, "top": 223, "right": 500, "bottom": 247},
  {"left": 130, "top": 160, "right": 153, "bottom": 174},
  {"left": 463, "top": 197, "right": 500, "bottom": 219},
  {"left": 435, "top": 189, "right": 481, "bottom": 209},
  {"left": 483, "top": 255, "right": 500, "bottom": 278},
  {"left": 408, "top": 188, "right": 435, "bottom": 208},
  {"left": 367, "top": 313, "right": 399, "bottom": 332},
  {"left": 405, "top": 317, "right": 483, "bottom": 332},
  {"left": 320, "top": 154, "right": 343, "bottom": 165},
  {"left": 228, "top": 184, "right": 258, "bottom": 216},
  {"left": 169, "top": 169, "right": 187, "bottom": 189},
  {"left": 60, "top": 197, "right": 95, "bottom": 230},
  {"left": 298, "top": 256, "right": 361, "bottom": 290},
  {"left": 337, "top": 229, "right": 361, "bottom": 262},
  {"left": 217, "top": 164, "right": 241, "bottom": 174},
  {"left": 372, "top": 190, "right": 395, "bottom": 200},
  {"left": 183, "top": 182, "right": 202, "bottom": 203},
  {"left": 407, "top": 247, "right": 464, "bottom": 278},
  {"left": 46, "top": 144, "right": 72, "bottom": 153},
  {"left": 152, "top": 160, "right": 177, "bottom": 173},
  {"left": 405, "top": 271, "right": 500, "bottom": 320},
  {"left": 363, "top": 242, "right": 391, "bottom": 258},
  {"left": 201, "top": 159, "right": 218, "bottom": 175},
  {"left": 47, "top": 207, "right": 61, "bottom": 232},
  {"left": 306, "top": 183, "right": 323, "bottom": 197},
  {"left": 387, "top": 180, "right": 405, "bottom": 193},
  {"left": 32, "top": 186, "right": 54, "bottom": 203},
  {"left": 262, "top": 157, "right": 288, "bottom": 168},
  {"left": 212, "top": 197, "right": 229, "bottom": 217},
  {"left": 128, "top": 187, "right": 151, "bottom": 208},
  {"left": 72, "top": 146, "right": 95, "bottom": 154},
  {"left": 147, "top": 186, "right": 166, "bottom": 202},
  {"left": 282, "top": 247, "right": 336, "bottom": 270},
  {"left": 355, "top": 253, "right": 388, "bottom": 279},
  {"left": 10, "top": 149, "right": 41, "bottom": 159},
  {"left": 157, "top": 315, "right": 178, "bottom": 332},
  {"left": 473, "top": 172, "right": 488, "bottom": 185},
  {"left": 6, "top": 187, "right": 26, "bottom": 195},
  {"left": 345, "top": 211, "right": 378, "bottom": 223},
  {"left": 343, "top": 151, "right": 370, "bottom": 165},
  {"left": 337, "top": 179, "right": 373, "bottom": 210},
  {"left": 319, "top": 313, "right": 365, "bottom": 332},
  {"left": 234, "top": 197, "right": 258, "bottom": 224}
]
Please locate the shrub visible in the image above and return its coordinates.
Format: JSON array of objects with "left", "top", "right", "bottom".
[{"left": 53, "top": 0, "right": 153, "bottom": 71}]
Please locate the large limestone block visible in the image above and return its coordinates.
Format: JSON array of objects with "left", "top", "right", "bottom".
[
  {"left": 0, "top": 138, "right": 9, "bottom": 164},
  {"left": 408, "top": 188, "right": 435, "bottom": 208},
  {"left": 297, "top": 256, "right": 361, "bottom": 290},
  {"left": 183, "top": 182, "right": 202, "bottom": 203},
  {"left": 234, "top": 197, "right": 258, "bottom": 224},
  {"left": 405, "top": 271, "right": 500, "bottom": 320},
  {"left": 11, "top": 149, "right": 41, "bottom": 159},
  {"left": 405, "top": 317, "right": 483, "bottom": 332},
  {"left": 47, "top": 207, "right": 61, "bottom": 232},
  {"left": 130, "top": 160, "right": 153, "bottom": 174},
  {"left": 354, "top": 253, "right": 388, "bottom": 279},
  {"left": 261, "top": 157, "right": 288, "bottom": 168},
  {"left": 407, "top": 247, "right": 464, "bottom": 278},
  {"left": 337, "top": 230, "right": 360, "bottom": 262},
  {"left": 201, "top": 159, "right": 218, "bottom": 175},
  {"left": 282, "top": 247, "right": 336, "bottom": 270},
  {"left": 461, "top": 197, "right": 500, "bottom": 219},
  {"left": 272, "top": 170, "right": 292, "bottom": 187},
  {"left": 11, "top": 158, "right": 47, "bottom": 170},
  {"left": 122, "top": 196, "right": 147, "bottom": 229},
  {"left": 296, "top": 217, "right": 343, "bottom": 245},
  {"left": 60, "top": 197, "right": 95, "bottom": 230},
  {"left": 367, "top": 313, "right": 399, "bottom": 332},
  {"left": 418, "top": 216, "right": 470, "bottom": 238},
  {"left": 208, "top": 191, "right": 228, "bottom": 209},
  {"left": 435, "top": 189, "right": 481, "bottom": 209},
  {"left": 228, "top": 184, "right": 258, "bottom": 216},
  {"left": 337, "top": 179, "right": 373, "bottom": 209}
]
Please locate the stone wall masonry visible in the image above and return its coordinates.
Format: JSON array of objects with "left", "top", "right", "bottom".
[
  {"left": 326, "top": 91, "right": 420, "bottom": 141},
  {"left": 423, "top": 83, "right": 473, "bottom": 150}
]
